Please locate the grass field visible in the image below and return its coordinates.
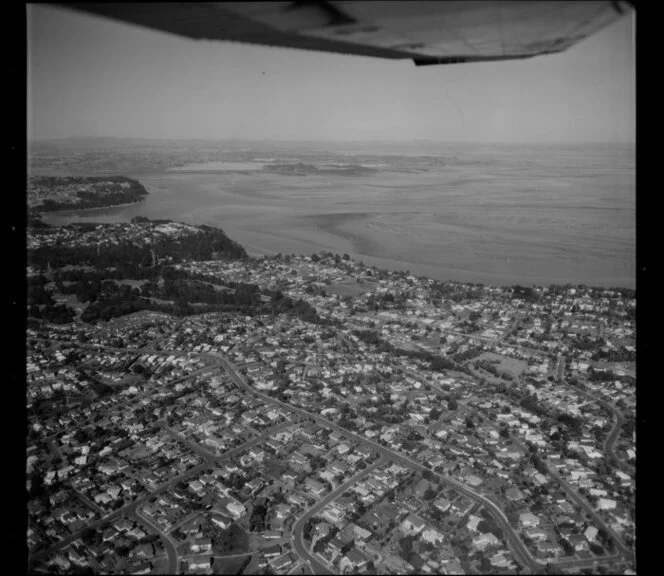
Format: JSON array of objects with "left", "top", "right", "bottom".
[
  {"left": 477, "top": 351, "right": 528, "bottom": 378},
  {"left": 212, "top": 555, "right": 250, "bottom": 575},
  {"left": 212, "top": 524, "right": 250, "bottom": 556}
]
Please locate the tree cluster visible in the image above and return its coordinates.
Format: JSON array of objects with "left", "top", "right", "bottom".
[
  {"left": 452, "top": 346, "right": 484, "bottom": 363},
  {"left": 28, "top": 221, "right": 247, "bottom": 272},
  {"left": 511, "top": 285, "right": 540, "bottom": 303},
  {"left": 28, "top": 303, "right": 75, "bottom": 324},
  {"left": 353, "top": 330, "right": 459, "bottom": 371},
  {"left": 249, "top": 502, "right": 268, "bottom": 532}
]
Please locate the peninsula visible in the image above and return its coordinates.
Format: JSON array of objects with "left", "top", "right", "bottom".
[{"left": 28, "top": 175, "right": 149, "bottom": 214}]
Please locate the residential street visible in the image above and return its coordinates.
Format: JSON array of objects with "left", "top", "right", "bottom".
[
  {"left": 291, "top": 457, "right": 387, "bottom": 575},
  {"left": 214, "top": 351, "right": 545, "bottom": 573},
  {"left": 28, "top": 460, "right": 211, "bottom": 568},
  {"left": 29, "top": 412, "right": 293, "bottom": 572},
  {"left": 27, "top": 325, "right": 634, "bottom": 574},
  {"left": 216, "top": 349, "right": 638, "bottom": 573},
  {"left": 132, "top": 508, "right": 179, "bottom": 574},
  {"left": 499, "top": 412, "right": 633, "bottom": 567},
  {"left": 545, "top": 465, "right": 634, "bottom": 563}
]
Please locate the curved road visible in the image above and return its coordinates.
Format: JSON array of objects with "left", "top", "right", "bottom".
[
  {"left": 573, "top": 387, "right": 630, "bottom": 470},
  {"left": 216, "top": 350, "right": 639, "bottom": 573},
  {"left": 213, "top": 353, "right": 545, "bottom": 573},
  {"left": 545, "top": 464, "right": 634, "bottom": 564},
  {"left": 501, "top": 420, "right": 634, "bottom": 566},
  {"left": 29, "top": 333, "right": 634, "bottom": 573},
  {"left": 132, "top": 509, "right": 179, "bottom": 574},
  {"left": 291, "top": 457, "right": 386, "bottom": 575}
]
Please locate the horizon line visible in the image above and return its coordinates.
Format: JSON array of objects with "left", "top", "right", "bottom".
[{"left": 28, "top": 136, "right": 636, "bottom": 146}]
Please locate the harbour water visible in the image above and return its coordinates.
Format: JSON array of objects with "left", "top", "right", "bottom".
[{"left": 39, "top": 143, "right": 635, "bottom": 288}]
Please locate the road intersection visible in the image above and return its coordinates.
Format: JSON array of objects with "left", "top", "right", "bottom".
[
  {"left": 291, "top": 457, "right": 387, "bottom": 575},
  {"left": 215, "top": 349, "right": 635, "bottom": 574}
]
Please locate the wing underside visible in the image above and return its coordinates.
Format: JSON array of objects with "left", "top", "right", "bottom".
[{"left": 61, "top": 1, "right": 632, "bottom": 66}]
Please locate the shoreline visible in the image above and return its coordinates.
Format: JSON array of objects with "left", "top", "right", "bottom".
[
  {"left": 224, "top": 221, "right": 635, "bottom": 289},
  {"left": 36, "top": 207, "right": 636, "bottom": 289},
  {"left": 35, "top": 199, "right": 146, "bottom": 217}
]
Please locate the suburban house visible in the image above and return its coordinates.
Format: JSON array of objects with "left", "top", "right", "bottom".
[
  {"left": 187, "top": 556, "right": 211, "bottom": 571},
  {"left": 433, "top": 497, "right": 451, "bottom": 513},
  {"left": 190, "top": 538, "right": 212, "bottom": 553},
  {"left": 519, "top": 512, "right": 541, "bottom": 528},
  {"left": 340, "top": 548, "right": 369, "bottom": 571},
  {"left": 472, "top": 532, "right": 501, "bottom": 551},
  {"left": 304, "top": 477, "right": 327, "bottom": 497},
  {"left": 402, "top": 514, "right": 426, "bottom": 534}
]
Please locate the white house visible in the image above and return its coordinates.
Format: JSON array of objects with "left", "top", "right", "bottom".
[
  {"left": 519, "top": 512, "right": 540, "bottom": 528},
  {"left": 402, "top": 514, "right": 426, "bottom": 534},
  {"left": 472, "top": 532, "right": 500, "bottom": 551}
]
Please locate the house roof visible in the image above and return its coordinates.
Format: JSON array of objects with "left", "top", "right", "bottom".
[
  {"left": 262, "top": 544, "right": 282, "bottom": 556},
  {"left": 568, "top": 534, "right": 587, "bottom": 544},
  {"left": 346, "top": 548, "right": 367, "bottom": 564},
  {"left": 405, "top": 513, "right": 426, "bottom": 528}
]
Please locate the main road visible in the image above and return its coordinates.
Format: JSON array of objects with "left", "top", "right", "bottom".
[
  {"left": 212, "top": 352, "right": 545, "bottom": 573},
  {"left": 30, "top": 328, "right": 634, "bottom": 572},
  {"left": 216, "top": 350, "right": 640, "bottom": 573}
]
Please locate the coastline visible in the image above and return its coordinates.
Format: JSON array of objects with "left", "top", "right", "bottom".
[
  {"left": 33, "top": 158, "right": 635, "bottom": 289},
  {"left": 37, "top": 205, "right": 636, "bottom": 289},
  {"left": 226, "top": 226, "right": 635, "bottom": 289},
  {"left": 35, "top": 199, "right": 145, "bottom": 216}
]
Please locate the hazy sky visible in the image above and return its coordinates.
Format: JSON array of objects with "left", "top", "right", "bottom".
[{"left": 27, "top": 4, "right": 635, "bottom": 143}]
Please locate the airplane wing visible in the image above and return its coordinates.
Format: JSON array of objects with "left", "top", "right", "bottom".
[{"left": 61, "top": 1, "right": 632, "bottom": 66}]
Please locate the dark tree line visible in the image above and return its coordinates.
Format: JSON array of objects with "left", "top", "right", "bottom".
[
  {"left": 27, "top": 276, "right": 76, "bottom": 323},
  {"left": 452, "top": 346, "right": 483, "bottom": 363},
  {"left": 429, "top": 281, "right": 486, "bottom": 303},
  {"left": 43, "top": 261, "right": 333, "bottom": 325},
  {"left": 28, "top": 304, "right": 74, "bottom": 324},
  {"left": 511, "top": 285, "right": 540, "bottom": 303},
  {"left": 591, "top": 347, "right": 636, "bottom": 363},
  {"left": 27, "top": 275, "right": 54, "bottom": 306},
  {"left": 28, "top": 221, "right": 247, "bottom": 271}
]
